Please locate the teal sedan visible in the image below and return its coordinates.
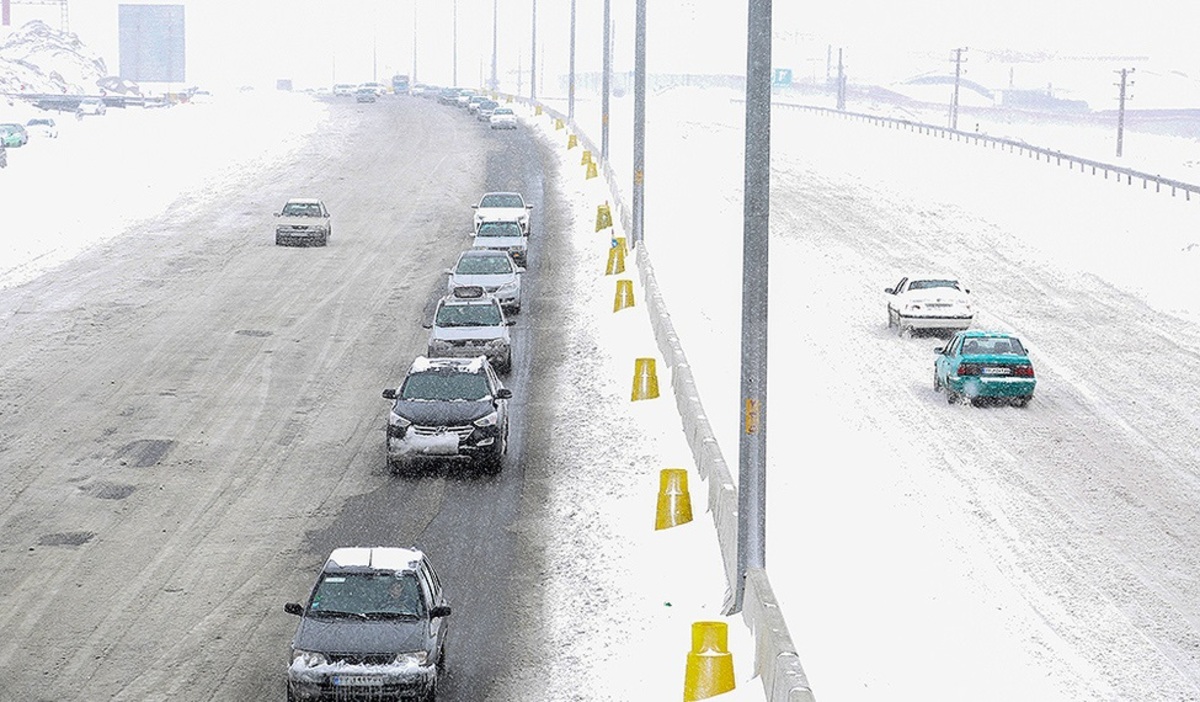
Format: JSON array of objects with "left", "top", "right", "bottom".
[{"left": 933, "top": 330, "right": 1036, "bottom": 407}]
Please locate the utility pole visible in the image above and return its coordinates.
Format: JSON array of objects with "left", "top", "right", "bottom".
[
  {"left": 840, "top": 48, "right": 849, "bottom": 110},
  {"left": 411, "top": 0, "right": 418, "bottom": 82},
  {"left": 601, "top": 0, "right": 611, "bottom": 161},
  {"left": 950, "top": 47, "right": 967, "bottom": 130},
  {"left": 631, "top": 0, "right": 646, "bottom": 246},
  {"left": 1115, "top": 67, "right": 1135, "bottom": 157}
]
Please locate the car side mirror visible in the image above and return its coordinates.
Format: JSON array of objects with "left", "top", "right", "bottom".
[
  {"left": 471, "top": 204, "right": 479, "bottom": 209},
  {"left": 382, "top": 388, "right": 398, "bottom": 400},
  {"left": 444, "top": 268, "right": 454, "bottom": 275},
  {"left": 284, "top": 602, "right": 304, "bottom": 616},
  {"left": 934, "top": 347, "right": 944, "bottom": 354},
  {"left": 324, "top": 213, "right": 330, "bottom": 218},
  {"left": 422, "top": 322, "right": 432, "bottom": 329},
  {"left": 495, "top": 388, "right": 513, "bottom": 399},
  {"left": 883, "top": 287, "right": 893, "bottom": 294},
  {"left": 964, "top": 288, "right": 971, "bottom": 294},
  {"left": 506, "top": 320, "right": 516, "bottom": 326},
  {"left": 526, "top": 204, "right": 533, "bottom": 209},
  {"left": 430, "top": 604, "right": 452, "bottom": 618},
  {"left": 274, "top": 212, "right": 281, "bottom": 217},
  {"left": 516, "top": 267, "right": 526, "bottom": 274}
]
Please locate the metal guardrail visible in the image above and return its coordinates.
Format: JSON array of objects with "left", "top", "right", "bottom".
[
  {"left": 513, "top": 94, "right": 815, "bottom": 702},
  {"left": 768, "top": 100, "right": 1200, "bottom": 201}
]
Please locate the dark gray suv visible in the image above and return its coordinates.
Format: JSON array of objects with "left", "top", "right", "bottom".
[
  {"left": 382, "top": 356, "right": 511, "bottom": 474},
  {"left": 284, "top": 546, "right": 451, "bottom": 702}
]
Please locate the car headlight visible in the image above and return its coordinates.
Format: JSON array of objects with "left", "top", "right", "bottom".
[
  {"left": 474, "top": 411, "right": 499, "bottom": 427},
  {"left": 395, "top": 651, "right": 429, "bottom": 666},
  {"left": 390, "top": 412, "right": 412, "bottom": 428},
  {"left": 292, "top": 649, "right": 329, "bottom": 667},
  {"left": 429, "top": 339, "right": 453, "bottom": 350},
  {"left": 496, "top": 281, "right": 517, "bottom": 293}
]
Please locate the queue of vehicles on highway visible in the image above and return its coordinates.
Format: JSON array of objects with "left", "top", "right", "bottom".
[
  {"left": 883, "top": 275, "right": 1037, "bottom": 407},
  {"left": 279, "top": 90, "right": 533, "bottom": 701}
]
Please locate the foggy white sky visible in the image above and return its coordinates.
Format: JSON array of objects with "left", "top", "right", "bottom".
[{"left": 5, "top": 1, "right": 1199, "bottom": 91}]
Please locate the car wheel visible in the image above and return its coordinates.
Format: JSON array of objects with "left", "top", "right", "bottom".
[
  {"left": 945, "top": 386, "right": 959, "bottom": 404},
  {"left": 1011, "top": 396, "right": 1031, "bottom": 408},
  {"left": 969, "top": 396, "right": 985, "bottom": 407},
  {"left": 275, "top": 235, "right": 284, "bottom": 246},
  {"left": 319, "top": 233, "right": 329, "bottom": 247},
  {"left": 933, "top": 370, "right": 942, "bottom": 392},
  {"left": 287, "top": 683, "right": 296, "bottom": 702},
  {"left": 899, "top": 324, "right": 913, "bottom": 339},
  {"left": 887, "top": 308, "right": 895, "bottom": 328},
  {"left": 478, "top": 450, "right": 503, "bottom": 476}
]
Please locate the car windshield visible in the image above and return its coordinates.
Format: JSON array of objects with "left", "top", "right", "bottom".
[
  {"left": 309, "top": 572, "right": 425, "bottom": 619},
  {"left": 476, "top": 221, "right": 522, "bottom": 238},
  {"left": 457, "top": 255, "right": 513, "bottom": 275},
  {"left": 282, "top": 202, "right": 322, "bottom": 216},
  {"left": 909, "top": 279, "right": 960, "bottom": 291},
  {"left": 961, "top": 337, "right": 1026, "bottom": 356},
  {"left": 493, "top": 109, "right": 513, "bottom": 115},
  {"left": 436, "top": 302, "right": 502, "bottom": 327},
  {"left": 401, "top": 370, "right": 492, "bottom": 401},
  {"left": 479, "top": 194, "right": 524, "bottom": 208}
]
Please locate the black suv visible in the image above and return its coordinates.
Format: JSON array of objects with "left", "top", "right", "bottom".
[
  {"left": 285, "top": 546, "right": 451, "bottom": 702},
  {"left": 382, "top": 356, "right": 511, "bottom": 474}
]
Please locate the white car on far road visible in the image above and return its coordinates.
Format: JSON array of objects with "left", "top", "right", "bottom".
[
  {"left": 884, "top": 275, "right": 974, "bottom": 336},
  {"left": 489, "top": 107, "right": 517, "bottom": 130},
  {"left": 472, "top": 191, "right": 531, "bottom": 235}
]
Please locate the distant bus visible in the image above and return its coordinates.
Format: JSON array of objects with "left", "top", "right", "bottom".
[{"left": 391, "top": 74, "right": 411, "bottom": 94}]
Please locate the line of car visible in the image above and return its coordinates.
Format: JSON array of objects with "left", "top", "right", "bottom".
[
  {"left": 281, "top": 188, "right": 536, "bottom": 701},
  {"left": 427, "top": 85, "right": 518, "bottom": 129},
  {"left": 884, "top": 275, "right": 1037, "bottom": 407}
]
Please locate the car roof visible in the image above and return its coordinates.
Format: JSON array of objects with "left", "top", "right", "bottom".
[
  {"left": 285, "top": 198, "right": 323, "bottom": 204},
  {"left": 409, "top": 355, "right": 489, "bottom": 373},
  {"left": 480, "top": 191, "right": 523, "bottom": 199},
  {"left": 323, "top": 546, "right": 425, "bottom": 574},
  {"left": 959, "top": 330, "right": 1017, "bottom": 339}
]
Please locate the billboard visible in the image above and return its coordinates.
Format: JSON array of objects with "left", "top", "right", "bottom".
[{"left": 119, "top": 5, "right": 185, "bottom": 83}]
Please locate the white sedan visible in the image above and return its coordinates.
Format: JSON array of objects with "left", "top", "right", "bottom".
[
  {"left": 489, "top": 107, "right": 517, "bottom": 129},
  {"left": 884, "top": 275, "right": 974, "bottom": 336},
  {"left": 472, "top": 191, "right": 532, "bottom": 235}
]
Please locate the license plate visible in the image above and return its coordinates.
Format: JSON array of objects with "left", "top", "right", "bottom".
[
  {"left": 332, "top": 675, "right": 384, "bottom": 687},
  {"left": 982, "top": 367, "right": 1011, "bottom": 376}
]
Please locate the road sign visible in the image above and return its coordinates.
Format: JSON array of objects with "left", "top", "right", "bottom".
[{"left": 772, "top": 68, "right": 792, "bottom": 87}]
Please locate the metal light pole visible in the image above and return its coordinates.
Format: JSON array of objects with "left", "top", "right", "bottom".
[
  {"left": 453, "top": 0, "right": 458, "bottom": 86},
  {"left": 490, "top": 0, "right": 498, "bottom": 91},
  {"left": 601, "top": 0, "right": 611, "bottom": 161},
  {"left": 950, "top": 47, "right": 966, "bottom": 130},
  {"left": 568, "top": 0, "right": 576, "bottom": 121},
  {"left": 731, "top": 0, "right": 772, "bottom": 616},
  {"left": 412, "top": 0, "right": 418, "bottom": 82},
  {"left": 631, "top": 0, "right": 646, "bottom": 246},
  {"left": 530, "top": 0, "right": 537, "bottom": 102}
]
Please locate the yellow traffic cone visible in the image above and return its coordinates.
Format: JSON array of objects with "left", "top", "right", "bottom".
[
  {"left": 586, "top": 160, "right": 599, "bottom": 179},
  {"left": 555, "top": 118, "right": 565, "bottom": 130},
  {"left": 581, "top": 149, "right": 592, "bottom": 165},
  {"left": 506, "top": 95, "right": 513, "bottom": 103},
  {"left": 535, "top": 104, "right": 543, "bottom": 115},
  {"left": 613, "top": 278, "right": 636, "bottom": 312},
  {"left": 605, "top": 244, "right": 626, "bottom": 275},
  {"left": 631, "top": 358, "right": 659, "bottom": 401},
  {"left": 612, "top": 236, "right": 628, "bottom": 254},
  {"left": 654, "top": 468, "right": 692, "bottom": 529},
  {"left": 595, "top": 202, "right": 613, "bottom": 232},
  {"left": 567, "top": 133, "right": 578, "bottom": 149},
  {"left": 682, "top": 621, "right": 736, "bottom": 701}
]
